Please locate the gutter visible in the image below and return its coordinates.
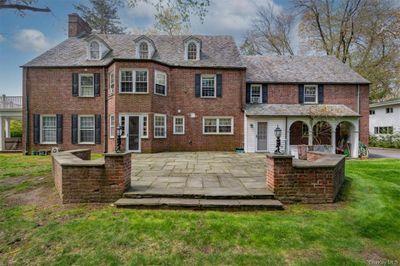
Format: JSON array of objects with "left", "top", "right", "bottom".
[{"left": 103, "top": 67, "right": 108, "bottom": 153}]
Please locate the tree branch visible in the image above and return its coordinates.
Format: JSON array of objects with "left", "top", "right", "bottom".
[{"left": 0, "top": 3, "right": 50, "bottom": 12}]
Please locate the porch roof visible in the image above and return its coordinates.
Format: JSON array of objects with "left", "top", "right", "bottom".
[{"left": 245, "top": 104, "right": 360, "bottom": 117}]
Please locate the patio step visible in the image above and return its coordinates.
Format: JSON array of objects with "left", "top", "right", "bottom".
[{"left": 114, "top": 198, "right": 284, "bottom": 210}]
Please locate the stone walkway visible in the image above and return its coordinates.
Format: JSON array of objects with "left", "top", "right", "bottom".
[{"left": 128, "top": 152, "right": 271, "bottom": 197}]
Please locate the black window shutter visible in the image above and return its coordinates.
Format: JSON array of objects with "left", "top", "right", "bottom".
[
  {"left": 94, "top": 73, "right": 100, "bottom": 97},
  {"left": 56, "top": 114, "right": 63, "bottom": 144},
  {"left": 72, "top": 73, "right": 79, "bottom": 97},
  {"left": 33, "top": 114, "right": 40, "bottom": 144},
  {"left": 216, "top": 74, "right": 222, "bottom": 97},
  {"left": 318, "top": 84, "right": 324, "bottom": 103},
  {"left": 71, "top": 114, "right": 78, "bottom": 144},
  {"left": 262, "top": 84, "right": 268, "bottom": 103},
  {"left": 246, "top": 84, "right": 251, "bottom": 103},
  {"left": 95, "top": 114, "right": 101, "bottom": 144},
  {"left": 298, "top": 84, "right": 304, "bottom": 104},
  {"left": 195, "top": 74, "right": 201, "bottom": 97}
]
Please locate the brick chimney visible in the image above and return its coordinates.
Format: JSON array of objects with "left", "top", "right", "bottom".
[{"left": 68, "top": 13, "right": 92, "bottom": 37}]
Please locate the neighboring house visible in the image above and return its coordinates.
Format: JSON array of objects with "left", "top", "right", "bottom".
[
  {"left": 369, "top": 98, "right": 400, "bottom": 136},
  {"left": 22, "top": 14, "right": 370, "bottom": 158},
  {"left": 0, "top": 94, "right": 22, "bottom": 151}
]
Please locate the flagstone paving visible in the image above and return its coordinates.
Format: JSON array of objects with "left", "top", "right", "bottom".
[{"left": 128, "top": 152, "right": 272, "bottom": 197}]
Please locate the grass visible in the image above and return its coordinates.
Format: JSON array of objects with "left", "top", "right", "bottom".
[{"left": 0, "top": 154, "right": 399, "bottom": 265}]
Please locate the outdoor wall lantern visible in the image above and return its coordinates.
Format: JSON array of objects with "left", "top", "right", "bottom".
[
  {"left": 250, "top": 124, "right": 254, "bottom": 128},
  {"left": 116, "top": 125, "right": 123, "bottom": 153},
  {"left": 274, "top": 125, "right": 282, "bottom": 154}
]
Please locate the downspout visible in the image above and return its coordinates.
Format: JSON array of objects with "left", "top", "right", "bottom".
[
  {"left": 23, "top": 68, "right": 29, "bottom": 155},
  {"left": 103, "top": 67, "right": 108, "bottom": 153},
  {"left": 357, "top": 84, "right": 360, "bottom": 142}
]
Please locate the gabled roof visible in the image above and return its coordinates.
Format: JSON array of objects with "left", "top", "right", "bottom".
[
  {"left": 370, "top": 98, "right": 400, "bottom": 108},
  {"left": 245, "top": 104, "right": 360, "bottom": 117},
  {"left": 23, "top": 34, "right": 244, "bottom": 68},
  {"left": 243, "top": 55, "right": 370, "bottom": 84}
]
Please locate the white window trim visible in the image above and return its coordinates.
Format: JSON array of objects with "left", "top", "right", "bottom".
[
  {"left": 154, "top": 70, "right": 167, "bottom": 96},
  {"left": 202, "top": 116, "right": 234, "bottom": 135},
  {"left": 200, "top": 74, "right": 217, "bottom": 98},
  {"left": 79, "top": 73, "right": 95, "bottom": 97},
  {"left": 250, "top": 84, "right": 262, "bottom": 104},
  {"left": 135, "top": 40, "right": 154, "bottom": 59},
  {"left": 184, "top": 40, "right": 200, "bottom": 61},
  {"left": 142, "top": 114, "right": 149, "bottom": 139},
  {"left": 109, "top": 114, "right": 115, "bottom": 139},
  {"left": 40, "top": 115, "right": 57, "bottom": 144},
  {"left": 88, "top": 40, "right": 101, "bottom": 60},
  {"left": 154, "top": 113, "right": 167, "bottom": 139},
  {"left": 173, "top": 116, "right": 185, "bottom": 135},
  {"left": 303, "top": 84, "right": 318, "bottom": 104},
  {"left": 109, "top": 71, "right": 115, "bottom": 96},
  {"left": 118, "top": 114, "right": 126, "bottom": 139},
  {"left": 119, "top": 69, "right": 149, "bottom": 94},
  {"left": 78, "top": 115, "right": 95, "bottom": 144}
]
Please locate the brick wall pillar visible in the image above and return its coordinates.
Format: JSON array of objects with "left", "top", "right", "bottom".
[
  {"left": 102, "top": 152, "right": 132, "bottom": 201},
  {"left": 266, "top": 153, "right": 294, "bottom": 193}
]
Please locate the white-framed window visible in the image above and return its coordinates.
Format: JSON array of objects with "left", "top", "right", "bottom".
[
  {"left": 109, "top": 71, "right": 115, "bottom": 95},
  {"left": 386, "top": 107, "right": 394, "bottom": 113},
  {"left": 187, "top": 42, "right": 197, "bottom": 60},
  {"left": 376, "top": 126, "right": 393, "bottom": 134},
  {"left": 78, "top": 115, "right": 95, "bottom": 144},
  {"left": 203, "top": 117, "right": 233, "bottom": 135},
  {"left": 109, "top": 114, "right": 115, "bottom": 139},
  {"left": 89, "top": 41, "right": 100, "bottom": 60},
  {"left": 40, "top": 115, "right": 57, "bottom": 144},
  {"left": 369, "top": 110, "right": 375, "bottom": 115},
  {"left": 250, "top": 84, "right": 262, "bottom": 103},
  {"left": 79, "top": 74, "right": 94, "bottom": 97},
  {"left": 155, "top": 70, "right": 167, "bottom": 96},
  {"left": 154, "top": 114, "right": 167, "bottom": 138},
  {"left": 139, "top": 42, "right": 149, "bottom": 59},
  {"left": 142, "top": 115, "right": 148, "bottom": 138},
  {"left": 173, "top": 116, "right": 185, "bottom": 135},
  {"left": 119, "top": 69, "right": 148, "bottom": 93},
  {"left": 304, "top": 85, "right": 318, "bottom": 104},
  {"left": 201, "top": 75, "right": 216, "bottom": 98}
]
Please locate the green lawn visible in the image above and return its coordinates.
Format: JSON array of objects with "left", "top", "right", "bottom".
[{"left": 0, "top": 154, "right": 399, "bottom": 265}]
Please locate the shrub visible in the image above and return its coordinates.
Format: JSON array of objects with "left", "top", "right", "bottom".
[
  {"left": 10, "top": 120, "right": 22, "bottom": 138},
  {"left": 369, "top": 134, "right": 400, "bottom": 149}
]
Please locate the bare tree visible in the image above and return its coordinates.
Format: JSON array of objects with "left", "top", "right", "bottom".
[
  {"left": 241, "top": 4, "right": 295, "bottom": 55},
  {"left": 0, "top": 0, "right": 50, "bottom": 14},
  {"left": 154, "top": 7, "right": 190, "bottom": 35}
]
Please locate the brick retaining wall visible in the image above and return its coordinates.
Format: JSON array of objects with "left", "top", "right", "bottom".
[
  {"left": 52, "top": 149, "right": 131, "bottom": 203},
  {"left": 266, "top": 151, "right": 345, "bottom": 203}
]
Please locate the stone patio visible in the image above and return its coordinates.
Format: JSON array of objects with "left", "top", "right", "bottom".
[{"left": 127, "top": 152, "right": 272, "bottom": 198}]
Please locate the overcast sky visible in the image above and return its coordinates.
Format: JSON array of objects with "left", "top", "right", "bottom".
[{"left": 0, "top": 0, "right": 289, "bottom": 95}]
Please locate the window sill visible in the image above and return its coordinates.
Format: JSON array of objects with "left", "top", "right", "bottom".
[
  {"left": 154, "top": 136, "right": 167, "bottom": 139},
  {"left": 78, "top": 96, "right": 95, "bottom": 98},
  {"left": 303, "top": 102, "right": 318, "bottom": 105},
  {"left": 154, "top": 93, "right": 167, "bottom": 96},
  {"left": 173, "top": 133, "right": 185, "bottom": 135},
  {"left": 40, "top": 142, "right": 57, "bottom": 145},
  {"left": 119, "top": 92, "right": 149, "bottom": 95},
  {"left": 78, "top": 142, "right": 96, "bottom": 145},
  {"left": 109, "top": 136, "right": 115, "bottom": 139},
  {"left": 203, "top": 133, "right": 234, "bottom": 135},
  {"left": 200, "top": 96, "right": 217, "bottom": 99}
]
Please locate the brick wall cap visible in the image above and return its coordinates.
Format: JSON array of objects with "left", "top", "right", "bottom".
[
  {"left": 53, "top": 149, "right": 105, "bottom": 166},
  {"left": 104, "top": 151, "right": 133, "bottom": 157},
  {"left": 293, "top": 156, "right": 344, "bottom": 168},
  {"left": 266, "top": 153, "right": 294, "bottom": 159}
]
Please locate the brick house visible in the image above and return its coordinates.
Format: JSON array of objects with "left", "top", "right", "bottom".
[{"left": 22, "top": 14, "right": 369, "bottom": 158}]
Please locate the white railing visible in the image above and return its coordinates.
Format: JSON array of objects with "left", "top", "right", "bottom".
[{"left": 0, "top": 95, "right": 22, "bottom": 109}]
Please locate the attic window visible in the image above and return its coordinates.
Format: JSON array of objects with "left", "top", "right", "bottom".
[
  {"left": 89, "top": 41, "right": 100, "bottom": 60},
  {"left": 187, "top": 42, "right": 197, "bottom": 60},
  {"left": 139, "top": 42, "right": 149, "bottom": 59}
]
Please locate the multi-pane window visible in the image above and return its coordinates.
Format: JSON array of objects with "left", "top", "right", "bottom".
[
  {"left": 109, "top": 114, "right": 115, "bottom": 138},
  {"left": 250, "top": 85, "right": 262, "bottom": 103},
  {"left": 79, "top": 115, "right": 95, "bottom": 144},
  {"left": 304, "top": 85, "right": 317, "bottom": 103},
  {"left": 201, "top": 75, "right": 216, "bottom": 97},
  {"left": 41, "top": 116, "right": 56, "bottom": 143},
  {"left": 203, "top": 117, "right": 233, "bottom": 134},
  {"left": 90, "top": 41, "right": 100, "bottom": 60},
  {"left": 374, "top": 127, "right": 379, "bottom": 134},
  {"left": 369, "top": 110, "right": 375, "bottom": 115},
  {"left": 139, "top": 42, "right": 149, "bottom": 59},
  {"left": 155, "top": 71, "right": 167, "bottom": 96},
  {"left": 109, "top": 72, "right": 115, "bottom": 95},
  {"left": 79, "top": 74, "right": 94, "bottom": 97},
  {"left": 154, "top": 114, "right": 166, "bottom": 138},
  {"left": 135, "top": 70, "right": 148, "bottom": 93},
  {"left": 386, "top": 107, "right": 394, "bottom": 113},
  {"left": 376, "top": 126, "right": 394, "bottom": 134},
  {"left": 142, "top": 115, "right": 148, "bottom": 138},
  {"left": 187, "top": 42, "right": 197, "bottom": 60},
  {"left": 120, "top": 70, "right": 133, "bottom": 92},
  {"left": 173, "top": 116, "right": 185, "bottom": 134}
]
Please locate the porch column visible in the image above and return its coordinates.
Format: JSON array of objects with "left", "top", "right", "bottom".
[
  {"left": 5, "top": 118, "right": 10, "bottom": 138},
  {"left": 353, "top": 129, "right": 360, "bottom": 158},
  {"left": 308, "top": 121, "right": 313, "bottom": 146},
  {"left": 0, "top": 116, "right": 3, "bottom": 151},
  {"left": 331, "top": 126, "right": 336, "bottom": 154}
]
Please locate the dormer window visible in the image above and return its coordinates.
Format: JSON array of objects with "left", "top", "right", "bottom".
[
  {"left": 89, "top": 41, "right": 100, "bottom": 60},
  {"left": 139, "top": 42, "right": 149, "bottom": 59},
  {"left": 187, "top": 42, "right": 197, "bottom": 60}
]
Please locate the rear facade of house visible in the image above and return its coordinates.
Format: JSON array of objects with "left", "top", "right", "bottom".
[{"left": 22, "top": 14, "right": 370, "bottom": 158}]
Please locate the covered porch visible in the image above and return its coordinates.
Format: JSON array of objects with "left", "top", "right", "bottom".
[
  {"left": 244, "top": 104, "right": 360, "bottom": 158},
  {"left": 0, "top": 95, "right": 23, "bottom": 152}
]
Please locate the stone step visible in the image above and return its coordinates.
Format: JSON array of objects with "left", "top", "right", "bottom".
[
  {"left": 123, "top": 189, "right": 275, "bottom": 200},
  {"left": 114, "top": 198, "right": 284, "bottom": 210}
]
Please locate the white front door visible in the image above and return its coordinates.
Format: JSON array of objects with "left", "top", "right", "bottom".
[
  {"left": 127, "top": 116, "right": 141, "bottom": 152},
  {"left": 257, "top": 122, "right": 268, "bottom": 151}
]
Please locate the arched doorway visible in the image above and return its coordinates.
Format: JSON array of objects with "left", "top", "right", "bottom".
[
  {"left": 335, "top": 121, "right": 354, "bottom": 157},
  {"left": 312, "top": 121, "right": 331, "bottom": 145},
  {"left": 289, "top": 121, "right": 309, "bottom": 145}
]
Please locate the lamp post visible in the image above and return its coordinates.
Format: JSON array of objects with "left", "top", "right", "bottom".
[
  {"left": 116, "top": 125, "right": 123, "bottom": 153},
  {"left": 274, "top": 125, "right": 282, "bottom": 154}
]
